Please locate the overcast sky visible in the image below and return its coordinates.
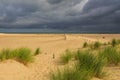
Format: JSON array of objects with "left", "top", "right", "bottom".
[{"left": 0, "top": 0, "right": 120, "bottom": 32}]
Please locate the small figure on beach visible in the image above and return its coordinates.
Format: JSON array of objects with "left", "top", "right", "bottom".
[
  {"left": 64, "top": 34, "right": 67, "bottom": 40},
  {"left": 53, "top": 53, "right": 55, "bottom": 59}
]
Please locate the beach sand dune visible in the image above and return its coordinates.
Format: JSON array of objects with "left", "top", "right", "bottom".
[
  {"left": 0, "top": 34, "right": 120, "bottom": 80},
  {"left": 0, "top": 60, "right": 31, "bottom": 80}
]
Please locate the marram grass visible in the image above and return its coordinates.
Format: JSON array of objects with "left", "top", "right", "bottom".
[
  {"left": 93, "top": 41, "right": 101, "bottom": 49},
  {"left": 76, "top": 50, "right": 106, "bottom": 78},
  {"left": 0, "top": 47, "right": 35, "bottom": 65},
  {"left": 111, "top": 39, "right": 117, "bottom": 47},
  {"left": 60, "top": 49, "right": 72, "bottom": 64},
  {"left": 34, "top": 48, "right": 41, "bottom": 56},
  {"left": 83, "top": 42, "right": 88, "bottom": 48},
  {"left": 51, "top": 49, "right": 107, "bottom": 80},
  {"left": 16, "top": 48, "right": 34, "bottom": 65},
  {"left": 50, "top": 67, "right": 92, "bottom": 80},
  {"left": 99, "top": 47, "right": 120, "bottom": 65},
  {"left": 0, "top": 49, "right": 13, "bottom": 61}
]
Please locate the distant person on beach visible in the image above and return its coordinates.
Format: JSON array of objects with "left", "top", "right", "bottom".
[
  {"left": 64, "top": 34, "right": 67, "bottom": 40},
  {"left": 53, "top": 54, "right": 55, "bottom": 59}
]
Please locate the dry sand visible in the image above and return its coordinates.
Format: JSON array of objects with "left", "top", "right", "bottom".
[{"left": 0, "top": 33, "right": 120, "bottom": 80}]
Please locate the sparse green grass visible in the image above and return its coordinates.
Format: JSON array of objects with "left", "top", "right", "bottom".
[
  {"left": 74, "top": 49, "right": 82, "bottom": 60},
  {"left": 51, "top": 38, "right": 120, "bottom": 80},
  {"left": 0, "top": 47, "right": 34, "bottom": 65},
  {"left": 16, "top": 48, "right": 34, "bottom": 65},
  {"left": 51, "top": 50, "right": 106, "bottom": 80},
  {"left": 108, "top": 42, "right": 111, "bottom": 45},
  {"left": 111, "top": 39, "right": 120, "bottom": 47},
  {"left": 60, "top": 49, "right": 72, "bottom": 64},
  {"left": 89, "top": 43, "right": 94, "bottom": 49},
  {"left": 0, "top": 49, "right": 13, "bottom": 61},
  {"left": 111, "top": 39, "right": 117, "bottom": 47},
  {"left": 50, "top": 67, "right": 92, "bottom": 80},
  {"left": 83, "top": 41, "right": 101, "bottom": 49},
  {"left": 99, "top": 47, "right": 120, "bottom": 65},
  {"left": 103, "top": 42, "right": 107, "bottom": 45},
  {"left": 76, "top": 50, "right": 106, "bottom": 78},
  {"left": 117, "top": 39, "right": 120, "bottom": 44},
  {"left": 93, "top": 41, "right": 101, "bottom": 49},
  {"left": 83, "top": 42, "right": 88, "bottom": 48},
  {"left": 34, "top": 48, "right": 41, "bottom": 56}
]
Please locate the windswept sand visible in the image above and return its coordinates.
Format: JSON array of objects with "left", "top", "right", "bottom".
[{"left": 0, "top": 34, "right": 120, "bottom": 80}]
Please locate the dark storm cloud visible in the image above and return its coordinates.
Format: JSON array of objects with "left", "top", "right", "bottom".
[
  {"left": 47, "top": 0, "right": 63, "bottom": 4},
  {"left": 0, "top": 0, "right": 120, "bottom": 32}
]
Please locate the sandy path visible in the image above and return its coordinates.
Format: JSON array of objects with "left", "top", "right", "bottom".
[{"left": 29, "top": 53, "right": 56, "bottom": 80}]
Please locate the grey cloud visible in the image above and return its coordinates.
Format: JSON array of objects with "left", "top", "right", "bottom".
[
  {"left": 47, "top": 0, "right": 63, "bottom": 4},
  {"left": 0, "top": 0, "right": 120, "bottom": 32}
]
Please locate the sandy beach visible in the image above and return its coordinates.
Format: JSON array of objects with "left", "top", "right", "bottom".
[{"left": 0, "top": 34, "right": 120, "bottom": 80}]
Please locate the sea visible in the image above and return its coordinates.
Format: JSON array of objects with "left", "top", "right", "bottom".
[{"left": 0, "top": 28, "right": 120, "bottom": 34}]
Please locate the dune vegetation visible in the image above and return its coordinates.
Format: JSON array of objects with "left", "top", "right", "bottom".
[
  {"left": 50, "top": 39, "right": 120, "bottom": 80},
  {"left": 34, "top": 48, "right": 41, "bottom": 56},
  {"left": 60, "top": 49, "right": 73, "bottom": 64},
  {"left": 83, "top": 42, "right": 88, "bottom": 48},
  {"left": 99, "top": 47, "right": 120, "bottom": 65},
  {"left": 0, "top": 47, "right": 41, "bottom": 65},
  {"left": 51, "top": 50, "right": 106, "bottom": 80}
]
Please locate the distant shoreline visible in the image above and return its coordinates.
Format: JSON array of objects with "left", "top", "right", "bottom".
[{"left": 0, "top": 31, "right": 120, "bottom": 34}]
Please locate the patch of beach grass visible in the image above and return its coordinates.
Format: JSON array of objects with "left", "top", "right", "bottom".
[
  {"left": 117, "top": 39, "right": 120, "bottom": 44},
  {"left": 83, "top": 42, "right": 88, "bottom": 48},
  {"left": 76, "top": 50, "right": 106, "bottom": 78},
  {"left": 99, "top": 47, "right": 120, "bottom": 65},
  {"left": 16, "top": 48, "right": 34, "bottom": 65},
  {"left": 111, "top": 39, "right": 117, "bottom": 47},
  {"left": 0, "top": 47, "right": 34, "bottom": 65},
  {"left": 51, "top": 39, "right": 120, "bottom": 80},
  {"left": 60, "top": 49, "right": 72, "bottom": 64},
  {"left": 74, "top": 50, "right": 85, "bottom": 60},
  {"left": 34, "top": 48, "right": 41, "bottom": 56},
  {"left": 51, "top": 49, "right": 106, "bottom": 80},
  {"left": 87, "top": 41, "right": 101, "bottom": 49},
  {"left": 50, "top": 67, "right": 92, "bottom": 80},
  {"left": 93, "top": 41, "right": 101, "bottom": 49},
  {"left": 0, "top": 49, "right": 13, "bottom": 61},
  {"left": 103, "top": 42, "right": 108, "bottom": 46}
]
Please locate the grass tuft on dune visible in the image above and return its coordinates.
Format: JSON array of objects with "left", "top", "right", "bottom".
[
  {"left": 111, "top": 39, "right": 117, "bottom": 47},
  {"left": 99, "top": 47, "right": 120, "bottom": 65},
  {"left": 50, "top": 67, "right": 92, "bottom": 80},
  {"left": 60, "top": 49, "right": 72, "bottom": 64},
  {"left": 34, "top": 48, "right": 41, "bottom": 56},
  {"left": 83, "top": 42, "right": 88, "bottom": 48},
  {"left": 0, "top": 49, "right": 14, "bottom": 61},
  {"left": 51, "top": 49, "right": 106, "bottom": 80},
  {"left": 76, "top": 50, "right": 106, "bottom": 78},
  {"left": 0, "top": 47, "right": 35, "bottom": 65},
  {"left": 16, "top": 48, "right": 34, "bottom": 65}
]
